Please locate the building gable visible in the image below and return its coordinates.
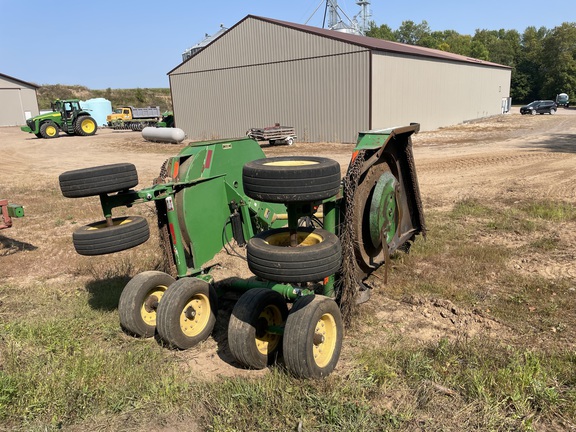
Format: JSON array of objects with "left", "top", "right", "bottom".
[{"left": 170, "top": 16, "right": 368, "bottom": 76}]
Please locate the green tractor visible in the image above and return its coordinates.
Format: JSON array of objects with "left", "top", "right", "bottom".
[{"left": 21, "top": 99, "right": 98, "bottom": 139}]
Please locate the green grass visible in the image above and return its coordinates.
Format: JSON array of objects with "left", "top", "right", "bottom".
[
  {"left": 1, "top": 196, "right": 575, "bottom": 431},
  {"left": 358, "top": 338, "right": 576, "bottom": 431},
  {"left": 521, "top": 201, "right": 576, "bottom": 221},
  {"left": 0, "top": 301, "right": 189, "bottom": 428}
]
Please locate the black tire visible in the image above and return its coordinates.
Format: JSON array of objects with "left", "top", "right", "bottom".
[
  {"left": 156, "top": 278, "right": 218, "bottom": 349},
  {"left": 282, "top": 295, "right": 343, "bottom": 379},
  {"left": 269, "top": 140, "right": 276, "bottom": 145},
  {"left": 247, "top": 227, "right": 341, "bottom": 283},
  {"left": 34, "top": 133, "right": 43, "bottom": 138},
  {"left": 118, "top": 271, "right": 176, "bottom": 337},
  {"left": 550, "top": 108, "right": 556, "bottom": 115},
  {"left": 243, "top": 156, "right": 341, "bottom": 203},
  {"left": 72, "top": 215, "right": 150, "bottom": 255},
  {"left": 74, "top": 116, "right": 97, "bottom": 136},
  {"left": 228, "top": 289, "right": 289, "bottom": 369},
  {"left": 40, "top": 121, "right": 59, "bottom": 139},
  {"left": 59, "top": 163, "right": 138, "bottom": 198}
]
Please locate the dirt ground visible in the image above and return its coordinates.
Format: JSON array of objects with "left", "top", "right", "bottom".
[{"left": 1, "top": 107, "right": 576, "bottom": 380}]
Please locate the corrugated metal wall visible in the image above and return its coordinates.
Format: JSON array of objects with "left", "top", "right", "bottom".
[
  {"left": 0, "top": 76, "right": 39, "bottom": 126},
  {"left": 170, "top": 18, "right": 371, "bottom": 143},
  {"left": 170, "top": 17, "right": 512, "bottom": 142},
  {"left": 371, "top": 52, "right": 512, "bottom": 131}
]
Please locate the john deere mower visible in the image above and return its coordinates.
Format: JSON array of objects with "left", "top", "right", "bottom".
[{"left": 59, "top": 124, "right": 425, "bottom": 378}]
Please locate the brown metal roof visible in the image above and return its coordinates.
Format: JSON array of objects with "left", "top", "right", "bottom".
[
  {"left": 0, "top": 72, "right": 40, "bottom": 88},
  {"left": 248, "top": 15, "right": 511, "bottom": 70},
  {"left": 170, "top": 15, "right": 511, "bottom": 74}
]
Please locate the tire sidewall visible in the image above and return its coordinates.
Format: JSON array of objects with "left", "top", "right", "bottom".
[
  {"left": 72, "top": 215, "right": 150, "bottom": 255},
  {"left": 242, "top": 156, "right": 341, "bottom": 203},
  {"left": 247, "top": 227, "right": 341, "bottom": 283},
  {"left": 228, "top": 288, "right": 288, "bottom": 369},
  {"left": 283, "top": 295, "right": 343, "bottom": 378},
  {"left": 59, "top": 163, "right": 138, "bottom": 198},
  {"left": 156, "top": 278, "right": 217, "bottom": 349},
  {"left": 118, "top": 271, "right": 176, "bottom": 337}
]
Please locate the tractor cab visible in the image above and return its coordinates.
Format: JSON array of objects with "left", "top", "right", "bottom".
[{"left": 52, "top": 99, "right": 82, "bottom": 120}]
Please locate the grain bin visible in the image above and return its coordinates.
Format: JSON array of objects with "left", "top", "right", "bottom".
[{"left": 80, "top": 98, "right": 113, "bottom": 126}]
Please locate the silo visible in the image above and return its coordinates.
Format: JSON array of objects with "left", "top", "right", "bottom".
[{"left": 81, "top": 98, "right": 113, "bottom": 126}]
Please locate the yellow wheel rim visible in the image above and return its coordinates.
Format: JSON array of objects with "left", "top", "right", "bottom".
[
  {"left": 86, "top": 218, "right": 133, "bottom": 231},
  {"left": 313, "top": 312, "right": 338, "bottom": 368},
  {"left": 179, "top": 293, "right": 211, "bottom": 337},
  {"left": 140, "top": 287, "right": 167, "bottom": 326},
  {"left": 265, "top": 231, "right": 322, "bottom": 247},
  {"left": 46, "top": 125, "right": 57, "bottom": 136},
  {"left": 256, "top": 304, "right": 283, "bottom": 355},
  {"left": 264, "top": 160, "right": 318, "bottom": 167},
  {"left": 81, "top": 119, "right": 96, "bottom": 133}
]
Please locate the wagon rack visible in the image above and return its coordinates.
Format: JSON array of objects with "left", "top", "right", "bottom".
[
  {"left": 0, "top": 199, "right": 24, "bottom": 230},
  {"left": 247, "top": 123, "right": 297, "bottom": 145},
  {"left": 58, "top": 124, "right": 425, "bottom": 379}
]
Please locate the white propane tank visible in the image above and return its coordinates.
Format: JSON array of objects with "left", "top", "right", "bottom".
[{"left": 142, "top": 127, "right": 186, "bottom": 144}]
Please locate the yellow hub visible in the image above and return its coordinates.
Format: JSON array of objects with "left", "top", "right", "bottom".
[
  {"left": 313, "top": 313, "right": 338, "bottom": 368},
  {"left": 256, "top": 305, "right": 283, "bottom": 355},
  {"left": 180, "top": 293, "right": 210, "bottom": 337},
  {"left": 46, "top": 125, "right": 57, "bottom": 137},
  {"left": 140, "top": 287, "right": 167, "bottom": 326}
]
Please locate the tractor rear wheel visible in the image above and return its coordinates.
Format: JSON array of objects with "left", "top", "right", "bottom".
[
  {"left": 118, "top": 271, "right": 175, "bottom": 337},
  {"left": 156, "top": 278, "right": 217, "bottom": 349},
  {"left": 282, "top": 295, "right": 343, "bottom": 379},
  {"left": 59, "top": 163, "right": 138, "bottom": 198},
  {"left": 242, "top": 156, "right": 340, "bottom": 203},
  {"left": 74, "top": 116, "right": 97, "bottom": 136},
  {"left": 72, "top": 215, "right": 150, "bottom": 255},
  {"left": 247, "top": 227, "right": 341, "bottom": 283},
  {"left": 228, "top": 289, "right": 288, "bottom": 369},
  {"left": 40, "top": 121, "right": 59, "bottom": 139}
]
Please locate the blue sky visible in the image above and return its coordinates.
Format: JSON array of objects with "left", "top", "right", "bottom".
[{"left": 1, "top": 0, "right": 573, "bottom": 89}]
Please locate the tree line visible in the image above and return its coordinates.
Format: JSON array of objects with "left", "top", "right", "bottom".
[{"left": 366, "top": 21, "right": 576, "bottom": 104}]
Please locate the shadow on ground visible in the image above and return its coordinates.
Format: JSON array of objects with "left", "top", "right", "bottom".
[
  {"left": 85, "top": 275, "right": 130, "bottom": 311},
  {"left": 0, "top": 234, "right": 37, "bottom": 256},
  {"left": 521, "top": 132, "right": 576, "bottom": 153}
]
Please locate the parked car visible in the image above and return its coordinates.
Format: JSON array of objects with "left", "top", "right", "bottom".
[{"left": 520, "top": 100, "right": 557, "bottom": 115}]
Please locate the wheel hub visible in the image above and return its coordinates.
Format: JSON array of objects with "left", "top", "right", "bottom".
[
  {"left": 313, "top": 333, "right": 325, "bottom": 345},
  {"left": 255, "top": 316, "right": 269, "bottom": 338},
  {"left": 180, "top": 294, "right": 210, "bottom": 337},
  {"left": 353, "top": 164, "right": 399, "bottom": 276},
  {"left": 184, "top": 306, "right": 197, "bottom": 319},
  {"left": 144, "top": 295, "right": 159, "bottom": 313},
  {"left": 313, "top": 313, "right": 337, "bottom": 368},
  {"left": 369, "top": 171, "right": 398, "bottom": 248}
]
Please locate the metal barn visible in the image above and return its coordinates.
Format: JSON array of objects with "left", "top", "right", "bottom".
[
  {"left": 168, "top": 16, "right": 512, "bottom": 143},
  {"left": 0, "top": 73, "right": 40, "bottom": 126}
]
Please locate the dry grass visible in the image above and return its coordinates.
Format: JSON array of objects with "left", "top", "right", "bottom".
[{"left": 1, "top": 115, "right": 576, "bottom": 431}]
